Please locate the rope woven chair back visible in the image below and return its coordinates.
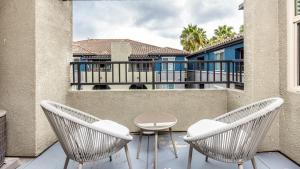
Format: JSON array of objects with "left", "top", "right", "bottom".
[
  {"left": 188, "top": 97, "right": 284, "bottom": 163},
  {"left": 40, "top": 101, "right": 128, "bottom": 162}
]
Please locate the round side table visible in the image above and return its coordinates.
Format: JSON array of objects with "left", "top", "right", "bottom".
[{"left": 134, "top": 112, "right": 178, "bottom": 169}]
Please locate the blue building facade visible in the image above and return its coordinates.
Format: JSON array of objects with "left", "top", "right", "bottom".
[
  {"left": 154, "top": 56, "right": 186, "bottom": 71},
  {"left": 186, "top": 34, "right": 244, "bottom": 72}
]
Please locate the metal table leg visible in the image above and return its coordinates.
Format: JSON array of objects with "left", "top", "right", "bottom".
[
  {"left": 136, "top": 129, "right": 143, "bottom": 159},
  {"left": 169, "top": 128, "right": 178, "bottom": 158},
  {"left": 154, "top": 131, "right": 158, "bottom": 169}
]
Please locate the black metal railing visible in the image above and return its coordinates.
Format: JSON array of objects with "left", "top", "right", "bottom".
[{"left": 70, "top": 60, "right": 244, "bottom": 90}]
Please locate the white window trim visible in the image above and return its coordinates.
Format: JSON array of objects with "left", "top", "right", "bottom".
[
  {"left": 214, "top": 50, "right": 225, "bottom": 72},
  {"left": 287, "top": 0, "right": 300, "bottom": 92},
  {"left": 162, "top": 57, "right": 175, "bottom": 71},
  {"left": 214, "top": 49, "right": 225, "bottom": 55}
]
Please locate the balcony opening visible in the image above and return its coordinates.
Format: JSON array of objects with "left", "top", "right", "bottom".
[{"left": 72, "top": 0, "right": 244, "bottom": 91}]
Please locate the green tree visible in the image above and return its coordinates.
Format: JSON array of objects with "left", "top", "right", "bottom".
[
  {"left": 212, "top": 25, "right": 236, "bottom": 42},
  {"left": 180, "top": 24, "right": 208, "bottom": 52},
  {"left": 239, "top": 25, "right": 244, "bottom": 33}
]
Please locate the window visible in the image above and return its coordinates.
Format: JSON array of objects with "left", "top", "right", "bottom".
[
  {"left": 129, "top": 59, "right": 152, "bottom": 72},
  {"left": 235, "top": 48, "right": 244, "bottom": 73},
  {"left": 288, "top": 0, "right": 300, "bottom": 91},
  {"left": 197, "top": 57, "right": 205, "bottom": 71},
  {"left": 235, "top": 48, "right": 244, "bottom": 60},
  {"left": 162, "top": 57, "right": 175, "bottom": 71},
  {"left": 214, "top": 50, "right": 224, "bottom": 71}
]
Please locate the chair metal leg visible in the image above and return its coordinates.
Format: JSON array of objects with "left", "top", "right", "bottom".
[
  {"left": 136, "top": 130, "right": 143, "bottom": 159},
  {"left": 78, "top": 162, "right": 83, "bottom": 169},
  {"left": 238, "top": 163, "right": 244, "bottom": 169},
  {"left": 154, "top": 131, "right": 158, "bottom": 169},
  {"left": 63, "top": 157, "right": 69, "bottom": 169},
  {"left": 205, "top": 156, "right": 208, "bottom": 162},
  {"left": 125, "top": 144, "right": 133, "bottom": 169},
  {"left": 251, "top": 158, "right": 257, "bottom": 169},
  {"left": 187, "top": 145, "right": 193, "bottom": 169},
  {"left": 169, "top": 128, "right": 178, "bottom": 158}
]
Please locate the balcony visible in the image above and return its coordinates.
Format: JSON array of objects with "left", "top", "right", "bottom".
[{"left": 1, "top": 0, "right": 300, "bottom": 169}]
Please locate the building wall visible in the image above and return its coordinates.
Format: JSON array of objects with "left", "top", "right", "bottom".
[
  {"left": 187, "top": 43, "right": 243, "bottom": 72},
  {"left": 278, "top": 0, "right": 300, "bottom": 163},
  {"left": 188, "top": 43, "right": 244, "bottom": 61},
  {"left": 0, "top": 0, "right": 72, "bottom": 156},
  {"left": 111, "top": 42, "right": 131, "bottom": 61},
  {"left": 155, "top": 56, "right": 186, "bottom": 71},
  {"left": 67, "top": 89, "right": 227, "bottom": 131},
  {"left": 35, "top": 0, "right": 72, "bottom": 155},
  {"left": 0, "top": 0, "right": 36, "bottom": 156},
  {"left": 224, "top": 43, "right": 243, "bottom": 60},
  {"left": 227, "top": 0, "right": 281, "bottom": 152}
]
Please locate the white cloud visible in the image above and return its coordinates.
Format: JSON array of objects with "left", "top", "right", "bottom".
[{"left": 73, "top": 0, "right": 244, "bottom": 49}]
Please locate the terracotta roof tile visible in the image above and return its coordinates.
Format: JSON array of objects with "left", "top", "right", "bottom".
[
  {"left": 149, "top": 47, "right": 190, "bottom": 56},
  {"left": 73, "top": 39, "right": 189, "bottom": 58}
]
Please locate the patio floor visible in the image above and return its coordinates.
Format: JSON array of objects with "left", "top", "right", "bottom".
[{"left": 18, "top": 132, "right": 300, "bottom": 169}]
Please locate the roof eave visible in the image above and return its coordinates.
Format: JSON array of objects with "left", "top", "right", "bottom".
[{"left": 186, "top": 37, "right": 244, "bottom": 58}]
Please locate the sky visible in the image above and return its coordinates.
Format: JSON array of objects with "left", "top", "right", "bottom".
[{"left": 73, "top": 0, "right": 244, "bottom": 50}]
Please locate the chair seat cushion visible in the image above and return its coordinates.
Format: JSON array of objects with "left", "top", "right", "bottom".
[
  {"left": 70, "top": 120, "right": 129, "bottom": 159},
  {"left": 92, "top": 120, "right": 130, "bottom": 136},
  {"left": 187, "top": 119, "right": 227, "bottom": 137}
]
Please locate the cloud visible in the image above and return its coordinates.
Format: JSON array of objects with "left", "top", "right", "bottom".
[
  {"left": 185, "top": 0, "right": 237, "bottom": 24},
  {"left": 73, "top": 0, "right": 244, "bottom": 49}
]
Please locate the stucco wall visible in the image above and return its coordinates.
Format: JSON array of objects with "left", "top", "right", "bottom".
[
  {"left": 228, "top": 0, "right": 300, "bottom": 163},
  {"left": 0, "top": 0, "right": 72, "bottom": 156},
  {"left": 278, "top": 0, "right": 300, "bottom": 163},
  {"left": 0, "top": 0, "right": 36, "bottom": 156},
  {"left": 227, "top": 0, "right": 281, "bottom": 152},
  {"left": 66, "top": 89, "right": 227, "bottom": 131},
  {"left": 35, "top": 0, "right": 72, "bottom": 155}
]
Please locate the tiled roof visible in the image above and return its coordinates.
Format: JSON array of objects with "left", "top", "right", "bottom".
[
  {"left": 148, "top": 47, "right": 190, "bottom": 56},
  {"left": 187, "top": 34, "right": 244, "bottom": 58},
  {"left": 73, "top": 39, "right": 189, "bottom": 58}
]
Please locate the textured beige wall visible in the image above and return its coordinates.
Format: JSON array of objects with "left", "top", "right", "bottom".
[
  {"left": 227, "top": 0, "right": 281, "bottom": 151},
  {"left": 278, "top": 0, "right": 300, "bottom": 163},
  {"left": 228, "top": 0, "right": 300, "bottom": 163},
  {"left": 0, "top": 0, "right": 36, "bottom": 156},
  {"left": 35, "top": 0, "right": 72, "bottom": 155},
  {"left": 111, "top": 42, "right": 131, "bottom": 61},
  {"left": 0, "top": 0, "right": 72, "bottom": 156},
  {"left": 67, "top": 89, "right": 227, "bottom": 131}
]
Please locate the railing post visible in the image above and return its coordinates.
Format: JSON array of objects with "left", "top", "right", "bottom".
[
  {"left": 152, "top": 61, "right": 155, "bottom": 90},
  {"left": 226, "top": 62, "right": 231, "bottom": 88},
  {"left": 77, "top": 62, "right": 81, "bottom": 90}
]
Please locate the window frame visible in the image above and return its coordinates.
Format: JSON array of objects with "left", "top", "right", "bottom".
[
  {"left": 161, "top": 57, "right": 175, "bottom": 71},
  {"left": 214, "top": 49, "right": 225, "bottom": 72},
  {"left": 288, "top": 0, "right": 300, "bottom": 92}
]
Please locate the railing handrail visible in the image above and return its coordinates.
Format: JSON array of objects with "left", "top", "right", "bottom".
[
  {"left": 70, "top": 60, "right": 244, "bottom": 65},
  {"left": 70, "top": 59, "right": 244, "bottom": 90}
]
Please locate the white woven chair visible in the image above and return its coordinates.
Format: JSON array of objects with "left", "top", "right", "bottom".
[
  {"left": 40, "top": 100, "right": 133, "bottom": 169},
  {"left": 184, "top": 97, "right": 284, "bottom": 169}
]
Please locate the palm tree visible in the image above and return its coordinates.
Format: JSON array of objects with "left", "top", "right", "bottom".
[
  {"left": 212, "top": 25, "right": 236, "bottom": 42},
  {"left": 180, "top": 24, "right": 208, "bottom": 52},
  {"left": 239, "top": 25, "right": 244, "bottom": 33}
]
